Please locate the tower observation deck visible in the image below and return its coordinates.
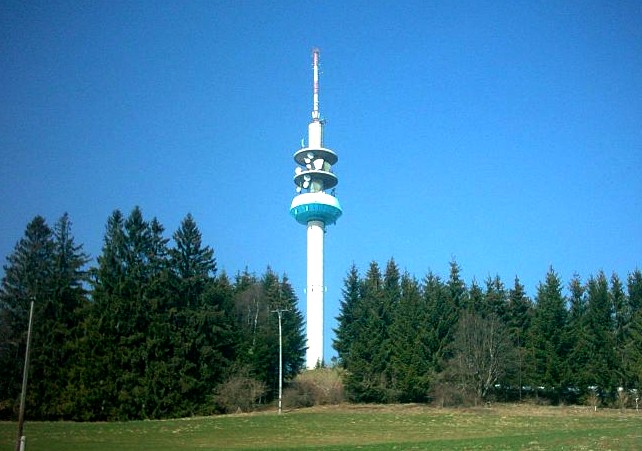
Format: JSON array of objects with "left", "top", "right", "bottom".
[{"left": 290, "top": 48, "right": 342, "bottom": 369}]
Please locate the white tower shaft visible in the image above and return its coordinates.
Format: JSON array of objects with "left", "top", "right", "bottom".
[{"left": 306, "top": 220, "right": 324, "bottom": 368}]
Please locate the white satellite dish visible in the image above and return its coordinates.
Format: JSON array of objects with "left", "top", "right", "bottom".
[
  {"left": 295, "top": 167, "right": 303, "bottom": 175},
  {"left": 303, "top": 181, "right": 310, "bottom": 189},
  {"left": 313, "top": 159, "right": 324, "bottom": 170},
  {"left": 307, "top": 152, "right": 314, "bottom": 159},
  {"left": 304, "top": 174, "right": 311, "bottom": 182}
]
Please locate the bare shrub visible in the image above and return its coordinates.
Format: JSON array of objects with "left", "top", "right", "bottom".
[
  {"left": 585, "top": 387, "right": 600, "bottom": 412},
  {"left": 213, "top": 371, "right": 267, "bottom": 414},
  {"left": 430, "top": 381, "right": 465, "bottom": 408},
  {"left": 616, "top": 387, "right": 629, "bottom": 411},
  {"left": 283, "top": 367, "right": 345, "bottom": 408}
]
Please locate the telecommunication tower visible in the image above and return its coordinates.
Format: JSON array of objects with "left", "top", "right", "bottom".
[{"left": 290, "top": 48, "right": 342, "bottom": 369}]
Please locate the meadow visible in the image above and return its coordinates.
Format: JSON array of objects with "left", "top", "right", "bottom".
[{"left": 1, "top": 404, "right": 640, "bottom": 450}]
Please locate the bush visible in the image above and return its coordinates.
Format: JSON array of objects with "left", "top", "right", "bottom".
[
  {"left": 213, "top": 371, "right": 267, "bottom": 414},
  {"left": 283, "top": 367, "right": 345, "bottom": 408}
]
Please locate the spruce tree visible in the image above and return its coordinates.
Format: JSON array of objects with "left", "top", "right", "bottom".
[
  {"left": 388, "top": 272, "right": 432, "bottom": 402},
  {"left": 344, "top": 261, "right": 393, "bottom": 402},
  {"left": 624, "top": 270, "right": 642, "bottom": 388},
  {"left": 0, "top": 216, "right": 54, "bottom": 419},
  {"left": 276, "top": 275, "right": 306, "bottom": 378},
  {"left": 526, "top": 267, "right": 567, "bottom": 397},
  {"left": 466, "top": 279, "right": 484, "bottom": 315},
  {"left": 333, "top": 264, "right": 361, "bottom": 366},
  {"left": 482, "top": 275, "right": 508, "bottom": 322},
  {"left": 580, "top": 273, "right": 616, "bottom": 391},
  {"left": 0, "top": 214, "right": 88, "bottom": 420},
  {"left": 565, "top": 274, "right": 587, "bottom": 391},
  {"left": 505, "top": 276, "right": 532, "bottom": 398},
  {"left": 33, "top": 214, "right": 89, "bottom": 418},
  {"left": 428, "top": 263, "right": 461, "bottom": 370},
  {"left": 86, "top": 207, "right": 171, "bottom": 420},
  {"left": 422, "top": 271, "right": 447, "bottom": 370},
  {"left": 610, "top": 273, "right": 628, "bottom": 388}
]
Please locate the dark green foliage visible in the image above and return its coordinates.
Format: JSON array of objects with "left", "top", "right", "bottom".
[
  {"left": 0, "top": 216, "right": 55, "bottom": 419},
  {"left": 504, "top": 277, "right": 532, "bottom": 397},
  {"left": 333, "top": 264, "right": 360, "bottom": 365},
  {"left": 567, "top": 273, "right": 617, "bottom": 393},
  {"left": 388, "top": 273, "right": 432, "bottom": 402},
  {"left": 0, "top": 209, "right": 306, "bottom": 421},
  {"left": 2, "top": 208, "right": 641, "bottom": 417},
  {"left": 623, "top": 270, "right": 642, "bottom": 387},
  {"left": 482, "top": 275, "right": 508, "bottom": 322},
  {"left": 334, "top": 261, "right": 642, "bottom": 406},
  {"left": 0, "top": 214, "right": 89, "bottom": 420},
  {"left": 429, "top": 263, "right": 461, "bottom": 369},
  {"left": 342, "top": 261, "right": 393, "bottom": 402},
  {"left": 526, "top": 268, "right": 567, "bottom": 393}
]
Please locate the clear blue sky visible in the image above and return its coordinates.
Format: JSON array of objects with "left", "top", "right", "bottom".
[{"left": 2, "top": 1, "right": 641, "bottom": 358}]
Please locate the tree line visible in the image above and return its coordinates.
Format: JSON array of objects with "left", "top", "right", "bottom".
[
  {"left": 0, "top": 208, "right": 305, "bottom": 420},
  {"left": 334, "top": 259, "right": 642, "bottom": 406},
  {"left": 2, "top": 209, "right": 640, "bottom": 420}
]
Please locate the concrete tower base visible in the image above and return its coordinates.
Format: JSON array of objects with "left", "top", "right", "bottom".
[{"left": 306, "top": 220, "right": 324, "bottom": 369}]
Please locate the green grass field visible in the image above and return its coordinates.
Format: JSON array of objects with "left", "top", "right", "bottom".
[{"left": 1, "top": 404, "right": 641, "bottom": 450}]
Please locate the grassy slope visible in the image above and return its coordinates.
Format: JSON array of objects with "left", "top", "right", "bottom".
[{"left": 1, "top": 404, "right": 641, "bottom": 450}]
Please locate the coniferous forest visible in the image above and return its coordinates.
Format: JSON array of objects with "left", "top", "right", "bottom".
[
  {"left": 334, "top": 259, "right": 642, "bottom": 407},
  {"left": 1, "top": 208, "right": 641, "bottom": 420},
  {"left": 0, "top": 208, "right": 305, "bottom": 420}
]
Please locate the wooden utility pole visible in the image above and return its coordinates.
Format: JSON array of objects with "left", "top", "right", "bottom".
[{"left": 16, "top": 300, "right": 35, "bottom": 451}]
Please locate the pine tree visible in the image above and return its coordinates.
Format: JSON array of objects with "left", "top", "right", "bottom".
[
  {"left": 85, "top": 207, "right": 171, "bottom": 420},
  {"left": 623, "top": 270, "right": 642, "bottom": 388},
  {"left": 526, "top": 267, "right": 567, "bottom": 397},
  {"left": 170, "top": 214, "right": 216, "bottom": 307},
  {"left": 427, "top": 262, "right": 462, "bottom": 370},
  {"left": 610, "top": 273, "right": 628, "bottom": 388},
  {"left": 0, "top": 216, "right": 54, "bottom": 419},
  {"left": 482, "top": 275, "right": 507, "bottom": 322},
  {"left": 276, "top": 275, "right": 306, "bottom": 379},
  {"left": 466, "top": 279, "right": 484, "bottom": 315},
  {"left": 344, "top": 261, "right": 394, "bottom": 402},
  {"left": 504, "top": 276, "right": 532, "bottom": 398},
  {"left": 388, "top": 272, "right": 432, "bottom": 402},
  {"left": 0, "top": 214, "right": 89, "bottom": 419},
  {"left": 506, "top": 276, "right": 532, "bottom": 347},
  {"left": 333, "top": 264, "right": 361, "bottom": 366},
  {"left": 138, "top": 213, "right": 232, "bottom": 418},
  {"left": 577, "top": 272, "right": 616, "bottom": 391},
  {"left": 422, "top": 271, "right": 447, "bottom": 370},
  {"left": 32, "top": 214, "right": 89, "bottom": 418},
  {"left": 565, "top": 274, "right": 587, "bottom": 391},
  {"left": 447, "top": 260, "right": 467, "bottom": 311}
]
